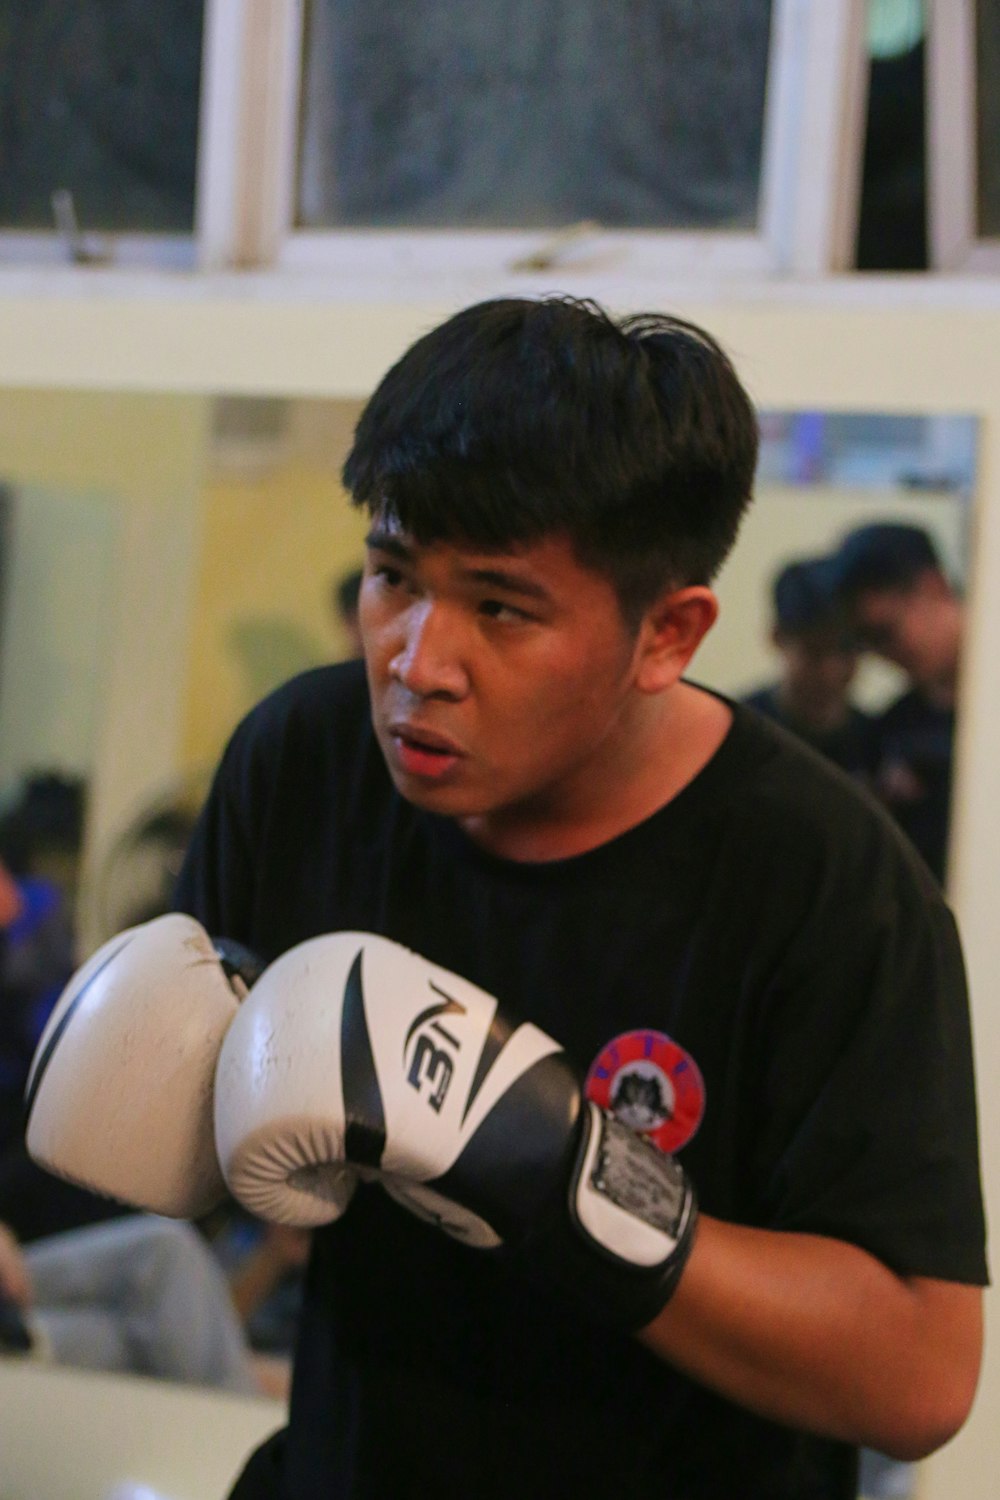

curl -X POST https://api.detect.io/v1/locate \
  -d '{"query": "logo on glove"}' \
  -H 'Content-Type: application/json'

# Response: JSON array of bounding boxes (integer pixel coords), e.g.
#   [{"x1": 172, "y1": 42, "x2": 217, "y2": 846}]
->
[
  {"x1": 404, "y1": 987, "x2": 467, "y2": 1112},
  {"x1": 585, "y1": 1029, "x2": 705, "y2": 1154}
]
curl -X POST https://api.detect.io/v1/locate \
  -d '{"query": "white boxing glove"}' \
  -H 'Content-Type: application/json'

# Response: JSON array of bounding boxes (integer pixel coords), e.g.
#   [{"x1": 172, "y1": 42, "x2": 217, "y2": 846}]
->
[
  {"x1": 25, "y1": 913, "x2": 244, "y2": 1219},
  {"x1": 215, "y1": 928, "x2": 574, "y2": 1244},
  {"x1": 213, "y1": 931, "x2": 543, "y2": 1232}
]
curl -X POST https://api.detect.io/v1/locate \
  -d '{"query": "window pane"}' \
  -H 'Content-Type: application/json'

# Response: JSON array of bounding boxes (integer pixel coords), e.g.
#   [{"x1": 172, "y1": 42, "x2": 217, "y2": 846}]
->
[
  {"x1": 976, "y1": 0, "x2": 1000, "y2": 236},
  {"x1": 0, "y1": 1, "x2": 204, "y2": 233},
  {"x1": 298, "y1": 0, "x2": 773, "y2": 230},
  {"x1": 855, "y1": 5, "x2": 927, "y2": 271}
]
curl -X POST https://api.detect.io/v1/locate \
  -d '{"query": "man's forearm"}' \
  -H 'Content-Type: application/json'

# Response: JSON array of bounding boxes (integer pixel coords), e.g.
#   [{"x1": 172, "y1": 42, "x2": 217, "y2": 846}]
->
[{"x1": 640, "y1": 1214, "x2": 982, "y2": 1459}]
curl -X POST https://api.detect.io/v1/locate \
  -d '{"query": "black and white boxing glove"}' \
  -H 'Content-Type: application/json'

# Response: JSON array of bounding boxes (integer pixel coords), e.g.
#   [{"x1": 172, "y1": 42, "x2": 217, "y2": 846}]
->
[{"x1": 214, "y1": 932, "x2": 697, "y2": 1331}]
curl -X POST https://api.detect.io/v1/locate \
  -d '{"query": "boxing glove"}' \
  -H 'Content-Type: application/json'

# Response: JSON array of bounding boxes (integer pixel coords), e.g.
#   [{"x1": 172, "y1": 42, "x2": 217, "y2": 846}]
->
[
  {"x1": 25, "y1": 913, "x2": 249, "y2": 1219},
  {"x1": 215, "y1": 931, "x2": 697, "y2": 1330}
]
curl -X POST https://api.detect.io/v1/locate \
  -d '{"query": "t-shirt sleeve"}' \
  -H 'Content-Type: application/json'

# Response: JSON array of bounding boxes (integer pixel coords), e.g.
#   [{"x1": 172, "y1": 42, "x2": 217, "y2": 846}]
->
[
  {"x1": 172, "y1": 714, "x2": 265, "y2": 946},
  {"x1": 746, "y1": 828, "x2": 988, "y2": 1286},
  {"x1": 173, "y1": 662, "x2": 373, "y2": 960}
]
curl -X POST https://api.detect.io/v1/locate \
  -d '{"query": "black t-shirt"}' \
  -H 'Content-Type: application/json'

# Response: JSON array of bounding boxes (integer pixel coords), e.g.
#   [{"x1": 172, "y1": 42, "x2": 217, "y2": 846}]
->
[
  {"x1": 176, "y1": 662, "x2": 987, "y2": 1500},
  {"x1": 742, "y1": 683, "x2": 876, "y2": 781},
  {"x1": 869, "y1": 688, "x2": 955, "y2": 887}
]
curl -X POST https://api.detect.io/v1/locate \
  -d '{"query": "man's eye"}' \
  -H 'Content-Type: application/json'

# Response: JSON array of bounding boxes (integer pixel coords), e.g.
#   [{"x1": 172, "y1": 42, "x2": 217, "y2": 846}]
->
[
  {"x1": 479, "y1": 599, "x2": 530, "y2": 622},
  {"x1": 374, "y1": 565, "x2": 405, "y2": 588}
]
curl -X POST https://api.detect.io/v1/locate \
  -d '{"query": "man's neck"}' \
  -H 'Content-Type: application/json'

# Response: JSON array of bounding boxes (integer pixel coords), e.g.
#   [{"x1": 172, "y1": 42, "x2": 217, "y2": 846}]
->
[
  {"x1": 776, "y1": 685, "x2": 851, "y2": 736},
  {"x1": 459, "y1": 684, "x2": 733, "y2": 864}
]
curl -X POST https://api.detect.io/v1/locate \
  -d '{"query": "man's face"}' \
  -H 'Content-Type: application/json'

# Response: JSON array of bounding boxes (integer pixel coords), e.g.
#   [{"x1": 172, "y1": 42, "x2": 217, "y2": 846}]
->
[
  {"x1": 776, "y1": 626, "x2": 858, "y2": 704},
  {"x1": 359, "y1": 526, "x2": 650, "y2": 843},
  {"x1": 851, "y1": 572, "x2": 959, "y2": 687}
]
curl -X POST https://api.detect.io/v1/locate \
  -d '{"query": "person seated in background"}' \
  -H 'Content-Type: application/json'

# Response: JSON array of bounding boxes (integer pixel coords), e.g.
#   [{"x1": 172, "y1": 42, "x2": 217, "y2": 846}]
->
[
  {"x1": 0, "y1": 1213, "x2": 261, "y2": 1394},
  {"x1": 826, "y1": 522, "x2": 964, "y2": 886},
  {"x1": 0, "y1": 805, "x2": 124, "y2": 1243},
  {"x1": 1, "y1": 807, "x2": 291, "y2": 1400},
  {"x1": 742, "y1": 555, "x2": 875, "y2": 779},
  {"x1": 211, "y1": 1213, "x2": 310, "y2": 1366},
  {"x1": 0, "y1": 777, "x2": 128, "y2": 1242}
]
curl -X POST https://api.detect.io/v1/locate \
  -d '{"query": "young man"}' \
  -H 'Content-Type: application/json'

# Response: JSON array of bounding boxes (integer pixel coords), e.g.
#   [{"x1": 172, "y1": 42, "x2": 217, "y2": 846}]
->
[
  {"x1": 743, "y1": 555, "x2": 875, "y2": 779},
  {"x1": 29, "y1": 300, "x2": 986, "y2": 1499},
  {"x1": 828, "y1": 522, "x2": 964, "y2": 884}
]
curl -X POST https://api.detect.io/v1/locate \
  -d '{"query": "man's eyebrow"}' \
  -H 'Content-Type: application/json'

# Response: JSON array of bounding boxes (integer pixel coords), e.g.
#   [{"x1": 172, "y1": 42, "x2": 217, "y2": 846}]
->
[
  {"x1": 364, "y1": 529, "x2": 553, "y2": 604},
  {"x1": 364, "y1": 529, "x2": 412, "y2": 560},
  {"x1": 460, "y1": 566, "x2": 553, "y2": 604}
]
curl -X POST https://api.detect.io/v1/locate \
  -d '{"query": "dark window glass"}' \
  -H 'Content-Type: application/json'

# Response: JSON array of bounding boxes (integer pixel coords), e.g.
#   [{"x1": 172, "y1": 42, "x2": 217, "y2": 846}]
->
[
  {"x1": 0, "y1": 1, "x2": 204, "y2": 233},
  {"x1": 298, "y1": 0, "x2": 773, "y2": 230},
  {"x1": 976, "y1": 0, "x2": 1000, "y2": 237},
  {"x1": 856, "y1": 6, "x2": 927, "y2": 271}
]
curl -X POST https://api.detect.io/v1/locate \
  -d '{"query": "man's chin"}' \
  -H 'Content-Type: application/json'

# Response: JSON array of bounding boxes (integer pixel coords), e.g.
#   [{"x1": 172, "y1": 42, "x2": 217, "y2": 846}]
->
[{"x1": 385, "y1": 762, "x2": 486, "y2": 818}]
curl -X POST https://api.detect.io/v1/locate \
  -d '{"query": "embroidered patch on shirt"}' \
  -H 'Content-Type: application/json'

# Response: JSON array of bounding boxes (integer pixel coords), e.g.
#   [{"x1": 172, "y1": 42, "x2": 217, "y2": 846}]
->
[{"x1": 585, "y1": 1029, "x2": 705, "y2": 1154}]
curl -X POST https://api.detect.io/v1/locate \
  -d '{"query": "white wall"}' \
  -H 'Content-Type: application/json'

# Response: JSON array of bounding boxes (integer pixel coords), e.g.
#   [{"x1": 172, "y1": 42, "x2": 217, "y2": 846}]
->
[
  {"x1": 0, "y1": 388, "x2": 210, "y2": 951},
  {"x1": 0, "y1": 484, "x2": 118, "y2": 786},
  {"x1": 1, "y1": 271, "x2": 998, "y2": 1497}
]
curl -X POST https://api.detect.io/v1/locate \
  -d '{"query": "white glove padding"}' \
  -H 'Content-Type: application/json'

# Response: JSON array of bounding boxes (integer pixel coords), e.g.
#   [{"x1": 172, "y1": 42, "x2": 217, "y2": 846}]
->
[
  {"x1": 214, "y1": 931, "x2": 559, "y2": 1235},
  {"x1": 25, "y1": 913, "x2": 243, "y2": 1219}
]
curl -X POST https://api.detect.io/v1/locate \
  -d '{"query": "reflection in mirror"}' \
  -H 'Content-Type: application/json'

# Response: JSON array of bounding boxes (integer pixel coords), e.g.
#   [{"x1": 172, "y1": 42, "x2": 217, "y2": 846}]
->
[
  {"x1": 0, "y1": 478, "x2": 117, "y2": 913},
  {"x1": 0, "y1": 399, "x2": 977, "y2": 953},
  {"x1": 698, "y1": 410, "x2": 976, "y2": 889},
  {"x1": 0, "y1": 395, "x2": 980, "y2": 1497},
  {"x1": 93, "y1": 395, "x2": 370, "y2": 945}
]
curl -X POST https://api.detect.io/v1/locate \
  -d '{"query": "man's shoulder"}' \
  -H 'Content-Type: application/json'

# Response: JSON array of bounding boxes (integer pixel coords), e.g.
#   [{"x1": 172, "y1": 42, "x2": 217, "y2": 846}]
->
[
  {"x1": 724, "y1": 702, "x2": 937, "y2": 894},
  {"x1": 236, "y1": 660, "x2": 371, "y2": 749},
  {"x1": 216, "y1": 661, "x2": 378, "y2": 814}
]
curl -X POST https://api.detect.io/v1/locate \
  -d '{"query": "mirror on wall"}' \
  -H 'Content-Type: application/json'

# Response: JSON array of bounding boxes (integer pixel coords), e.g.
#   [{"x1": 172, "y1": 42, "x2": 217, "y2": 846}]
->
[
  {"x1": 0, "y1": 396, "x2": 977, "y2": 942},
  {"x1": 702, "y1": 410, "x2": 975, "y2": 894},
  {"x1": 0, "y1": 391, "x2": 978, "y2": 1488},
  {"x1": 700, "y1": 411, "x2": 975, "y2": 712}
]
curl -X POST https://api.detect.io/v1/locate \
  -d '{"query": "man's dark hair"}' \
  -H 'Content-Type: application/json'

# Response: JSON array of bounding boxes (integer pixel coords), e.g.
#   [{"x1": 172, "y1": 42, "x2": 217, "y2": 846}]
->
[
  {"x1": 342, "y1": 297, "x2": 758, "y2": 626},
  {"x1": 829, "y1": 522, "x2": 942, "y2": 602},
  {"x1": 771, "y1": 557, "x2": 842, "y2": 636},
  {"x1": 0, "y1": 772, "x2": 85, "y2": 878}
]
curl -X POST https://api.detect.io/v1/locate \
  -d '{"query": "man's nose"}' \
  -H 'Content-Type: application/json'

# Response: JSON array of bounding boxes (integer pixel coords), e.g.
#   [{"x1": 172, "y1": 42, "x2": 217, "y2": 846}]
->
[{"x1": 389, "y1": 601, "x2": 468, "y2": 699}]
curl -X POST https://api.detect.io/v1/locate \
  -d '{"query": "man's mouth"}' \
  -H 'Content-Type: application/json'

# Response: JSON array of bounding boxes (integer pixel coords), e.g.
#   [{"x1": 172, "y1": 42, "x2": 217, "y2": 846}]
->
[{"x1": 389, "y1": 724, "x2": 463, "y2": 780}]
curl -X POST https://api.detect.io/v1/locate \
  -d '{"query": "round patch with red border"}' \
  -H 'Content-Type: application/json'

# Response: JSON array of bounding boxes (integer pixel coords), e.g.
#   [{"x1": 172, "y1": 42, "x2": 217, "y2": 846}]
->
[{"x1": 585, "y1": 1029, "x2": 705, "y2": 1154}]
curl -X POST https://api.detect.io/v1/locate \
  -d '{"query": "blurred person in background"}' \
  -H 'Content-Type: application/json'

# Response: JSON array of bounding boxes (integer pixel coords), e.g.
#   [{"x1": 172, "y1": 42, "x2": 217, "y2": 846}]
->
[
  {"x1": 742, "y1": 556, "x2": 875, "y2": 779},
  {"x1": 0, "y1": 790, "x2": 288, "y2": 1398},
  {"x1": 828, "y1": 522, "x2": 963, "y2": 887},
  {"x1": 0, "y1": 777, "x2": 120, "y2": 1241},
  {"x1": 0, "y1": 1213, "x2": 260, "y2": 1394}
]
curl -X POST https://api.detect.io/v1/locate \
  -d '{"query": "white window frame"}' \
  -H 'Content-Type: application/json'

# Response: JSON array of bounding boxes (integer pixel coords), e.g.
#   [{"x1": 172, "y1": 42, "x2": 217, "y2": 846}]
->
[
  {"x1": 196, "y1": 0, "x2": 870, "y2": 279},
  {"x1": 926, "y1": 0, "x2": 1000, "y2": 271}
]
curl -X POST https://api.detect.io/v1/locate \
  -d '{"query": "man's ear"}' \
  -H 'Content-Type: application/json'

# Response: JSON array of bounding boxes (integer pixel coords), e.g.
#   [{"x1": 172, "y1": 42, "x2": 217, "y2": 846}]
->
[{"x1": 633, "y1": 586, "x2": 719, "y2": 694}]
